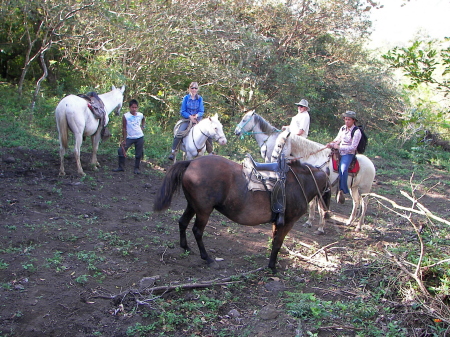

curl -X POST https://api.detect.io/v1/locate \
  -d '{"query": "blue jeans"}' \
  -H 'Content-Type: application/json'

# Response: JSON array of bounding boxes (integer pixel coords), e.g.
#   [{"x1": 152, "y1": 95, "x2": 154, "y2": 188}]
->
[{"x1": 339, "y1": 154, "x2": 355, "y2": 194}]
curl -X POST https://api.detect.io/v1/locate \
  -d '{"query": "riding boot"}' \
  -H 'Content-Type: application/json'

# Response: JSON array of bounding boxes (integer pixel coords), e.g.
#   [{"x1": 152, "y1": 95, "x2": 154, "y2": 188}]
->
[
  {"x1": 206, "y1": 138, "x2": 214, "y2": 154},
  {"x1": 134, "y1": 158, "x2": 141, "y2": 174},
  {"x1": 112, "y1": 156, "x2": 125, "y2": 172},
  {"x1": 169, "y1": 138, "x2": 181, "y2": 160}
]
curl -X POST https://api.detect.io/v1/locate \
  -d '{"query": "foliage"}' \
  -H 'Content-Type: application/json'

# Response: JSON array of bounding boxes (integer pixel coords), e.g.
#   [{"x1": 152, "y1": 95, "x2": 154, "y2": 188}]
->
[
  {"x1": 383, "y1": 39, "x2": 450, "y2": 92},
  {"x1": 0, "y1": 0, "x2": 403, "y2": 133},
  {"x1": 383, "y1": 39, "x2": 450, "y2": 141}
]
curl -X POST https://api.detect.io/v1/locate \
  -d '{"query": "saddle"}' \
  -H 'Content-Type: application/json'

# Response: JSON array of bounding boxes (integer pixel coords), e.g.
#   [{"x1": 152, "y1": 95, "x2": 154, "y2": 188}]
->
[
  {"x1": 173, "y1": 119, "x2": 213, "y2": 154},
  {"x1": 331, "y1": 149, "x2": 360, "y2": 175},
  {"x1": 78, "y1": 92, "x2": 109, "y2": 139},
  {"x1": 243, "y1": 153, "x2": 289, "y2": 227},
  {"x1": 173, "y1": 119, "x2": 195, "y2": 138}
]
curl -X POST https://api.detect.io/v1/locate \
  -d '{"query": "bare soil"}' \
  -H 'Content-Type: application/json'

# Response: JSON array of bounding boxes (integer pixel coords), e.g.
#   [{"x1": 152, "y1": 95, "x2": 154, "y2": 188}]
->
[{"x1": 0, "y1": 147, "x2": 449, "y2": 337}]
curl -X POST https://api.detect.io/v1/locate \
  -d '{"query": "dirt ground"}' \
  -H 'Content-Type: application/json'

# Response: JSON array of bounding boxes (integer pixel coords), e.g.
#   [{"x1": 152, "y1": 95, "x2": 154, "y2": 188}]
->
[{"x1": 0, "y1": 147, "x2": 449, "y2": 337}]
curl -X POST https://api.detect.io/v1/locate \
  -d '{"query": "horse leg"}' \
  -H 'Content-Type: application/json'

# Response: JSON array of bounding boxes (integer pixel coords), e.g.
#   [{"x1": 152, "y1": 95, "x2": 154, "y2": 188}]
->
[
  {"x1": 303, "y1": 198, "x2": 316, "y2": 228},
  {"x1": 347, "y1": 187, "x2": 361, "y2": 227},
  {"x1": 73, "y1": 132, "x2": 85, "y2": 176},
  {"x1": 59, "y1": 145, "x2": 66, "y2": 176},
  {"x1": 315, "y1": 199, "x2": 328, "y2": 234},
  {"x1": 56, "y1": 117, "x2": 67, "y2": 176},
  {"x1": 90, "y1": 134, "x2": 101, "y2": 169},
  {"x1": 316, "y1": 187, "x2": 332, "y2": 234},
  {"x1": 179, "y1": 204, "x2": 195, "y2": 252},
  {"x1": 191, "y1": 213, "x2": 217, "y2": 267},
  {"x1": 355, "y1": 194, "x2": 369, "y2": 231},
  {"x1": 269, "y1": 222, "x2": 294, "y2": 273}
]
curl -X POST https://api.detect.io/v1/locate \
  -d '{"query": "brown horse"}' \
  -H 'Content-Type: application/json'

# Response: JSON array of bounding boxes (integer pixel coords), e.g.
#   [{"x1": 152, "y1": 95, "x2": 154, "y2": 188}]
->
[{"x1": 153, "y1": 155, "x2": 330, "y2": 272}]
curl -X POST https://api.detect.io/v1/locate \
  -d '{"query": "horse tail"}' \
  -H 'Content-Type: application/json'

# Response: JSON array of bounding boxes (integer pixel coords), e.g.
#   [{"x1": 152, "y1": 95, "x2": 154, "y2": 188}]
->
[
  {"x1": 153, "y1": 160, "x2": 191, "y2": 212},
  {"x1": 55, "y1": 105, "x2": 68, "y2": 149}
]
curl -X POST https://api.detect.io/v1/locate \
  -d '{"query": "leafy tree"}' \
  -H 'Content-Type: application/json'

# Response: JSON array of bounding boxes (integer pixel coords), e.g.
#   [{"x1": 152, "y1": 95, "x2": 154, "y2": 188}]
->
[
  {"x1": 383, "y1": 39, "x2": 450, "y2": 140},
  {"x1": 383, "y1": 39, "x2": 450, "y2": 94}
]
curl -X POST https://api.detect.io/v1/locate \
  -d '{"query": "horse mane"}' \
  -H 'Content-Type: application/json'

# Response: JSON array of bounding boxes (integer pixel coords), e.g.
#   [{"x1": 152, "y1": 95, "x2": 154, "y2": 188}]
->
[
  {"x1": 254, "y1": 114, "x2": 279, "y2": 134},
  {"x1": 290, "y1": 136, "x2": 331, "y2": 162}
]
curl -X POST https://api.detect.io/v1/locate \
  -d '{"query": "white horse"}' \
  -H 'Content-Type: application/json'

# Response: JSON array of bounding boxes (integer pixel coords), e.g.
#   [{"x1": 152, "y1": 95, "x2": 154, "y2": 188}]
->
[
  {"x1": 234, "y1": 110, "x2": 280, "y2": 162},
  {"x1": 55, "y1": 85, "x2": 125, "y2": 176},
  {"x1": 173, "y1": 113, "x2": 228, "y2": 163},
  {"x1": 235, "y1": 110, "x2": 376, "y2": 232}
]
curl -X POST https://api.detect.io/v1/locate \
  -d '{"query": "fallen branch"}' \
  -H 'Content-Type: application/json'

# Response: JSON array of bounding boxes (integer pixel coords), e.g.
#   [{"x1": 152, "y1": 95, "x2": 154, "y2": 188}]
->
[
  {"x1": 283, "y1": 241, "x2": 339, "y2": 265},
  {"x1": 318, "y1": 325, "x2": 364, "y2": 331},
  {"x1": 90, "y1": 267, "x2": 266, "y2": 300},
  {"x1": 364, "y1": 192, "x2": 450, "y2": 226}
]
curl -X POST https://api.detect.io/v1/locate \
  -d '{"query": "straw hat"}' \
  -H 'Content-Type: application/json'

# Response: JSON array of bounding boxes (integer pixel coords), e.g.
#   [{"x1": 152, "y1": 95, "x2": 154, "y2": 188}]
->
[
  {"x1": 294, "y1": 99, "x2": 310, "y2": 111},
  {"x1": 342, "y1": 110, "x2": 358, "y2": 120}
]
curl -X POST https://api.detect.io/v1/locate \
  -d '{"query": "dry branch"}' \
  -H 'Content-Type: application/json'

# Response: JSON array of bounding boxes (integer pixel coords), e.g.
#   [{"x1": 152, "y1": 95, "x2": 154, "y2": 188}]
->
[
  {"x1": 90, "y1": 267, "x2": 265, "y2": 301},
  {"x1": 364, "y1": 192, "x2": 450, "y2": 226},
  {"x1": 367, "y1": 188, "x2": 450, "y2": 324}
]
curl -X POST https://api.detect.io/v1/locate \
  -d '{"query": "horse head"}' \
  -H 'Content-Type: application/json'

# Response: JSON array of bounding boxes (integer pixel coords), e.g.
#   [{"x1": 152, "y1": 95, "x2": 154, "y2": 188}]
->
[
  {"x1": 207, "y1": 113, "x2": 227, "y2": 146},
  {"x1": 234, "y1": 110, "x2": 256, "y2": 137},
  {"x1": 111, "y1": 85, "x2": 125, "y2": 116}
]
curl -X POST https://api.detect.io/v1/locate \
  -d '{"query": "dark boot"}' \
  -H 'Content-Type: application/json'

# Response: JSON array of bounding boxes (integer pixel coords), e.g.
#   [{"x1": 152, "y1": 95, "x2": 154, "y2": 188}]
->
[
  {"x1": 169, "y1": 137, "x2": 181, "y2": 160},
  {"x1": 112, "y1": 156, "x2": 125, "y2": 172},
  {"x1": 134, "y1": 158, "x2": 141, "y2": 174}
]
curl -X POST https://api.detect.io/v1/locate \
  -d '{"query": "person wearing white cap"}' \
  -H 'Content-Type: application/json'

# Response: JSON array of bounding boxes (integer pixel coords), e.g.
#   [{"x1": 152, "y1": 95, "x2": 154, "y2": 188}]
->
[
  {"x1": 281, "y1": 98, "x2": 310, "y2": 138},
  {"x1": 326, "y1": 111, "x2": 361, "y2": 204}
]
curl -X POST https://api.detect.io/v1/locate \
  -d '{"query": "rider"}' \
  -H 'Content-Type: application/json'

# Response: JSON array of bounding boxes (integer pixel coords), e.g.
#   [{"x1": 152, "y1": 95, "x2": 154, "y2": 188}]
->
[
  {"x1": 281, "y1": 98, "x2": 310, "y2": 138},
  {"x1": 326, "y1": 111, "x2": 361, "y2": 204},
  {"x1": 271, "y1": 98, "x2": 310, "y2": 162},
  {"x1": 168, "y1": 82, "x2": 212, "y2": 160}
]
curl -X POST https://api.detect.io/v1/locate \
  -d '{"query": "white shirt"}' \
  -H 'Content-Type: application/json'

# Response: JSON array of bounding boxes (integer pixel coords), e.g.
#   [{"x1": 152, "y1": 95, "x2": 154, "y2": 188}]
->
[
  {"x1": 124, "y1": 112, "x2": 144, "y2": 139},
  {"x1": 289, "y1": 111, "x2": 310, "y2": 138}
]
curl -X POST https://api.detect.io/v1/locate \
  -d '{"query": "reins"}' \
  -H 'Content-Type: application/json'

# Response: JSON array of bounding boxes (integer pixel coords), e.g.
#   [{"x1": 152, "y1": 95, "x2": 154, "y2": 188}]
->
[
  {"x1": 192, "y1": 120, "x2": 225, "y2": 154},
  {"x1": 289, "y1": 165, "x2": 330, "y2": 213}
]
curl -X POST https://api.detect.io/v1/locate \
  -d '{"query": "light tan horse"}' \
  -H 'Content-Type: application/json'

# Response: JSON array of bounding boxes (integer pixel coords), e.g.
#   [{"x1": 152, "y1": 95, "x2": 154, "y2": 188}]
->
[
  {"x1": 273, "y1": 133, "x2": 376, "y2": 232},
  {"x1": 55, "y1": 85, "x2": 125, "y2": 176}
]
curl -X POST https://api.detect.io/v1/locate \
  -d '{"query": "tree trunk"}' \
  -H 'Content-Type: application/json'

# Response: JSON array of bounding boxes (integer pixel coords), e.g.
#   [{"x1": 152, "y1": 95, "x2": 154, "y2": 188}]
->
[{"x1": 31, "y1": 50, "x2": 49, "y2": 112}]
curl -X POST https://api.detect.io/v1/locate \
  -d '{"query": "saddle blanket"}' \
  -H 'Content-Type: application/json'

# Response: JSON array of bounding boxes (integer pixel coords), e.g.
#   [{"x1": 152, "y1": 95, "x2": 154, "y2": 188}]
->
[
  {"x1": 331, "y1": 154, "x2": 360, "y2": 175},
  {"x1": 242, "y1": 157, "x2": 277, "y2": 192}
]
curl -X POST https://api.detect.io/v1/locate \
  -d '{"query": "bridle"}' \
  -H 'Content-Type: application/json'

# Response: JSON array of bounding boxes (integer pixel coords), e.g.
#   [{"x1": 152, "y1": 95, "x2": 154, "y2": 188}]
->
[
  {"x1": 236, "y1": 111, "x2": 280, "y2": 139},
  {"x1": 191, "y1": 120, "x2": 225, "y2": 154},
  {"x1": 236, "y1": 111, "x2": 280, "y2": 158}
]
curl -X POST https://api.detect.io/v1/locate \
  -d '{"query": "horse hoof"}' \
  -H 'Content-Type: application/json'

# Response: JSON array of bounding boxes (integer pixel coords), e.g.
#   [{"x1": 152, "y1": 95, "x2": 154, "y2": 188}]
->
[
  {"x1": 208, "y1": 261, "x2": 220, "y2": 269},
  {"x1": 315, "y1": 230, "x2": 325, "y2": 235},
  {"x1": 303, "y1": 222, "x2": 312, "y2": 228}
]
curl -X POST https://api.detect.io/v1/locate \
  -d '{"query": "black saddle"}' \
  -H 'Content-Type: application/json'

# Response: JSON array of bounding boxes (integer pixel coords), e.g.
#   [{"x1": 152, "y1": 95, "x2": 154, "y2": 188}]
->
[{"x1": 246, "y1": 153, "x2": 288, "y2": 227}]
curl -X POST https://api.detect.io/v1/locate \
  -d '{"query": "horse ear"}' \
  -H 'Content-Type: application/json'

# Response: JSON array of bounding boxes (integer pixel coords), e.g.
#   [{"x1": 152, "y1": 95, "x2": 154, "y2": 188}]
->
[
  {"x1": 120, "y1": 85, "x2": 125, "y2": 93},
  {"x1": 112, "y1": 85, "x2": 116, "y2": 90}
]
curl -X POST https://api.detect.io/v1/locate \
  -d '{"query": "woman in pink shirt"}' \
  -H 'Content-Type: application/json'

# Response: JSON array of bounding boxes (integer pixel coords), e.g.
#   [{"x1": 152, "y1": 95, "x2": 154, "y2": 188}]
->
[{"x1": 326, "y1": 111, "x2": 361, "y2": 204}]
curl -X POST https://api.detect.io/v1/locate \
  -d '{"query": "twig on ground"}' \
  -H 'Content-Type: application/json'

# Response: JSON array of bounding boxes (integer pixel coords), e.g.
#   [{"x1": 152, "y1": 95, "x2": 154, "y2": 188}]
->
[
  {"x1": 90, "y1": 267, "x2": 266, "y2": 300},
  {"x1": 308, "y1": 241, "x2": 339, "y2": 259},
  {"x1": 160, "y1": 246, "x2": 167, "y2": 263},
  {"x1": 283, "y1": 241, "x2": 339, "y2": 265},
  {"x1": 318, "y1": 325, "x2": 364, "y2": 331}
]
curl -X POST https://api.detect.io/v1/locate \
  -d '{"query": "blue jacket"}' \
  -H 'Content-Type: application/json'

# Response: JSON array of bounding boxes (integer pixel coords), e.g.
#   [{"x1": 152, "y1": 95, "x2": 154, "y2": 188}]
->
[{"x1": 180, "y1": 94, "x2": 204, "y2": 119}]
